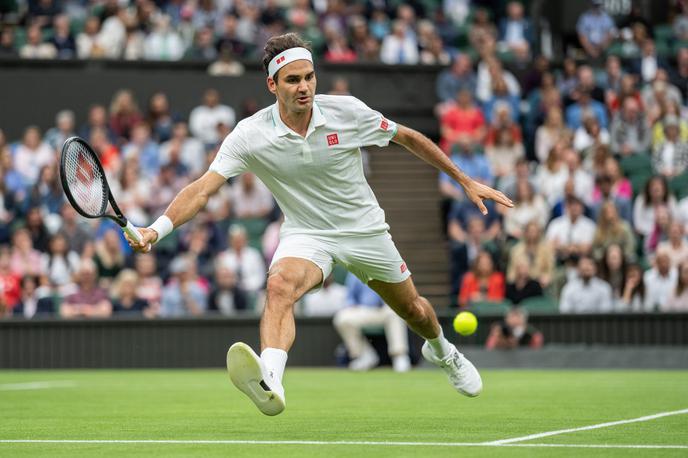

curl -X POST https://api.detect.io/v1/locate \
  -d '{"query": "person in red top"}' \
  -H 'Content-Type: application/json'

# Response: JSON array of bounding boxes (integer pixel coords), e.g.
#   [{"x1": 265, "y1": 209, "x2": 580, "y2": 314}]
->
[
  {"x1": 0, "y1": 247, "x2": 21, "y2": 316},
  {"x1": 459, "y1": 251, "x2": 505, "y2": 307},
  {"x1": 439, "y1": 89, "x2": 486, "y2": 154}
]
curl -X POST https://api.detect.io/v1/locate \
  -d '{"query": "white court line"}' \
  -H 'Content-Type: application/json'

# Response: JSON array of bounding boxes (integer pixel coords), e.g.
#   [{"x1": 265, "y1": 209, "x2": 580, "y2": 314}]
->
[
  {"x1": 0, "y1": 440, "x2": 686, "y2": 450},
  {"x1": 0, "y1": 381, "x2": 77, "y2": 391},
  {"x1": 487, "y1": 408, "x2": 688, "y2": 445}
]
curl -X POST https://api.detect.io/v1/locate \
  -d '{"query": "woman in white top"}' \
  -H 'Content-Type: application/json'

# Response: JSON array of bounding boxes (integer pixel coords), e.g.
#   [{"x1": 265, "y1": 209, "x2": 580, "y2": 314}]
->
[
  {"x1": 536, "y1": 142, "x2": 569, "y2": 208},
  {"x1": 632, "y1": 175, "x2": 677, "y2": 237},
  {"x1": 485, "y1": 127, "x2": 525, "y2": 180},
  {"x1": 535, "y1": 107, "x2": 567, "y2": 164},
  {"x1": 573, "y1": 114, "x2": 610, "y2": 154},
  {"x1": 503, "y1": 180, "x2": 549, "y2": 239}
]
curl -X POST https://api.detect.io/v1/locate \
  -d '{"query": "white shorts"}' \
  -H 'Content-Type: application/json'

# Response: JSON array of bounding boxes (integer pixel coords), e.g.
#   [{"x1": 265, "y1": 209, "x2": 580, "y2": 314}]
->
[{"x1": 270, "y1": 232, "x2": 412, "y2": 285}]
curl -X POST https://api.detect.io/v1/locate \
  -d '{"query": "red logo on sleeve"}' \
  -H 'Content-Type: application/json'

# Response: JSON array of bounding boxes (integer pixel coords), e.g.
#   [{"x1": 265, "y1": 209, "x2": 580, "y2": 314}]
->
[
  {"x1": 400, "y1": 263, "x2": 407, "y2": 273},
  {"x1": 380, "y1": 119, "x2": 389, "y2": 130},
  {"x1": 327, "y1": 133, "x2": 339, "y2": 146}
]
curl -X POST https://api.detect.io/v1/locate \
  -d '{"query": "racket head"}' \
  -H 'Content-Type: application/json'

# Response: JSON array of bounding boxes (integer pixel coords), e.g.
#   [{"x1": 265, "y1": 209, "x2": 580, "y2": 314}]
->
[{"x1": 59, "y1": 136, "x2": 111, "y2": 220}]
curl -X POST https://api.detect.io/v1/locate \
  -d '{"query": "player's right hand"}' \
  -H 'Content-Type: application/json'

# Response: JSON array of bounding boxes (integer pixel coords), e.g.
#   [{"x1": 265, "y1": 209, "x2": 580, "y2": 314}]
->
[{"x1": 125, "y1": 227, "x2": 158, "y2": 253}]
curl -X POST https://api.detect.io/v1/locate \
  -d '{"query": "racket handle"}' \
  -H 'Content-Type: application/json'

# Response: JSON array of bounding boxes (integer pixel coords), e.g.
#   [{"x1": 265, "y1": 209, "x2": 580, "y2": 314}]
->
[{"x1": 123, "y1": 220, "x2": 144, "y2": 244}]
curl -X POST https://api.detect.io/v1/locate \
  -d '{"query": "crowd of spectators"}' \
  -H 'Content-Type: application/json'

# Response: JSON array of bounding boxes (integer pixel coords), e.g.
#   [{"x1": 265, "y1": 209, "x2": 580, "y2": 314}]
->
[{"x1": 438, "y1": 1, "x2": 688, "y2": 312}]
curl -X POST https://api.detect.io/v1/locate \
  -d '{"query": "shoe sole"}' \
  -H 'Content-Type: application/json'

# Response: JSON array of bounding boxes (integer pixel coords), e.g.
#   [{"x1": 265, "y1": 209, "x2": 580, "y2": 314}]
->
[{"x1": 226, "y1": 342, "x2": 285, "y2": 416}]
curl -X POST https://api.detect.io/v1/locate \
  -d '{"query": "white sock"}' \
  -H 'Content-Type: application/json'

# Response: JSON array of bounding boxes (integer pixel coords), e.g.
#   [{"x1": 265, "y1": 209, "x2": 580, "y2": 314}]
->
[
  {"x1": 426, "y1": 328, "x2": 453, "y2": 359},
  {"x1": 261, "y1": 348, "x2": 288, "y2": 384}
]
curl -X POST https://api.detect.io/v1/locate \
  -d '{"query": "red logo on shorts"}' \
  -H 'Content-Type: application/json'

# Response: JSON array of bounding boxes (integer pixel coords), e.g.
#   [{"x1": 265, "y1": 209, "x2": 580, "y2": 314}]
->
[
  {"x1": 327, "y1": 133, "x2": 339, "y2": 146},
  {"x1": 276, "y1": 56, "x2": 285, "y2": 64},
  {"x1": 400, "y1": 263, "x2": 407, "y2": 273},
  {"x1": 380, "y1": 119, "x2": 389, "y2": 130}
]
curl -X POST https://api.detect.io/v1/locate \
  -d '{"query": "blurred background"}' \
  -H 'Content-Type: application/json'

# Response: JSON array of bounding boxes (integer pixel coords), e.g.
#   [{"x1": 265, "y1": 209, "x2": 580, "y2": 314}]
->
[{"x1": 0, "y1": 0, "x2": 686, "y2": 370}]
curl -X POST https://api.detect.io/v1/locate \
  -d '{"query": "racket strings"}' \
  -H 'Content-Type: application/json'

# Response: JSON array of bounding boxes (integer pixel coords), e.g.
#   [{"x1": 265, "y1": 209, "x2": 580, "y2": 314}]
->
[{"x1": 64, "y1": 142, "x2": 108, "y2": 217}]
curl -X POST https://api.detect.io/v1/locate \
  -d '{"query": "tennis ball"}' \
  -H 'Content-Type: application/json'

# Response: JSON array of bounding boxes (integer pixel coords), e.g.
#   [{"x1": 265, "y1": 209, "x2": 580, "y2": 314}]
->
[{"x1": 453, "y1": 311, "x2": 478, "y2": 336}]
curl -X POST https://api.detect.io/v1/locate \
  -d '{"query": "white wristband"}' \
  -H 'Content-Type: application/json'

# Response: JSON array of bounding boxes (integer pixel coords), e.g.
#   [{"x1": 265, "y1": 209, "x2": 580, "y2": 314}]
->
[{"x1": 148, "y1": 215, "x2": 174, "y2": 243}]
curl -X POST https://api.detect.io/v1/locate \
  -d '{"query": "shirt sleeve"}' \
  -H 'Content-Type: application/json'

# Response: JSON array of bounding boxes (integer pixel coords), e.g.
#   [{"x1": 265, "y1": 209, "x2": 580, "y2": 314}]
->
[
  {"x1": 350, "y1": 97, "x2": 398, "y2": 147},
  {"x1": 208, "y1": 125, "x2": 250, "y2": 179}
]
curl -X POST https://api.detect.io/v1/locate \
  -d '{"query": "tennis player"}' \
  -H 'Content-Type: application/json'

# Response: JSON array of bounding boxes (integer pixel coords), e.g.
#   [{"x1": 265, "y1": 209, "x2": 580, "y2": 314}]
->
[{"x1": 127, "y1": 33, "x2": 513, "y2": 416}]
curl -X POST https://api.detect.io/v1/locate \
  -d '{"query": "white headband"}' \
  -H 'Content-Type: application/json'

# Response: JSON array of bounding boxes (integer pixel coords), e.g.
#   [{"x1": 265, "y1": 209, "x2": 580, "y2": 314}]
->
[{"x1": 267, "y1": 47, "x2": 313, "y2": 78}]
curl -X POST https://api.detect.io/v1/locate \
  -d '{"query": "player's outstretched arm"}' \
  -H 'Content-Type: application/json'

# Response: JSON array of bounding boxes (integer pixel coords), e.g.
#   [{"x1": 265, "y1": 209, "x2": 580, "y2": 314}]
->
[
  {"x1": 126, "y1": 171, "x2": 227, "y2": 252},
  {"x1": 391, "y1": 124, "x2": 513, "y2": 215}
]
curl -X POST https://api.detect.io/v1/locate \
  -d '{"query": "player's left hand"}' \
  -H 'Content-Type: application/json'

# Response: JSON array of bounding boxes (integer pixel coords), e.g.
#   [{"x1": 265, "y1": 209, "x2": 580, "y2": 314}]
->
[{"x1": 464, "y1": 180, "x2": 514, "y2": 215}]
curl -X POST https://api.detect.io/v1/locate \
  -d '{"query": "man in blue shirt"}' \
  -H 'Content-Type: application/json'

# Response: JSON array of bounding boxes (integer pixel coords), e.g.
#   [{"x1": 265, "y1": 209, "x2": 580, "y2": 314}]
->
[
  {"x1": 333, "y1": 273, "x2": 411, "y2": 372},
  {"x1": 577, "y1": 0, "x2": 616, "y2": 59}
]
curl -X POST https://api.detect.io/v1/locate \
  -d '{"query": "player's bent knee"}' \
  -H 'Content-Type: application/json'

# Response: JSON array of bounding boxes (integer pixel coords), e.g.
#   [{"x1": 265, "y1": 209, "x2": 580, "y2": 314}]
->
[
  {"x1": 397, "y1": 298, "x2": 428, "y2": 324},
  {"x1": 266, "y1": 271, "x2": 299, "y2": 304}
]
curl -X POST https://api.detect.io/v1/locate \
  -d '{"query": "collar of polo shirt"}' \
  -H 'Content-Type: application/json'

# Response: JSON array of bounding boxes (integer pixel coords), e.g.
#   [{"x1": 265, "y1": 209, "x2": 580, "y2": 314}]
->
[
  {"x1": 271, "y1": 101, "x2": 326, "y2": 137},
  {"x1": 267, "y1": 47, "x2": 313, "y2": 79}
]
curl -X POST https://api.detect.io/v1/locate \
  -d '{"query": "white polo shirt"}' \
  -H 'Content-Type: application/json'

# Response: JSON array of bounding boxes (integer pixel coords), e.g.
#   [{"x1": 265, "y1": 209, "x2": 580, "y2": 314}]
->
[{"x1": 209, "y1": 94, "x2": 398, "y2": 237}]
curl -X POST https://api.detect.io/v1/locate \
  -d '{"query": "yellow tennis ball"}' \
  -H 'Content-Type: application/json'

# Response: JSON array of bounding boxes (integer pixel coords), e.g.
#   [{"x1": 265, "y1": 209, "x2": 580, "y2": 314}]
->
[{"x1": 453, "y1": 311, "x2": 478, "y2": 336}]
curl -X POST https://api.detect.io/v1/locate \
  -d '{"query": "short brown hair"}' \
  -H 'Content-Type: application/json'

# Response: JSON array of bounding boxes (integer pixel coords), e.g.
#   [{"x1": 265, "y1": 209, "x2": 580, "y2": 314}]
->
[{"x1": 262, "y1": 33, "x2": 312, "y2": 81}]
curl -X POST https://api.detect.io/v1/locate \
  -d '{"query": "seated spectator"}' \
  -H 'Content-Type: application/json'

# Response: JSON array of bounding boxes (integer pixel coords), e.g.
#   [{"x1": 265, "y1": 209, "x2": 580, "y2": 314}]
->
[
  {"x1": 665, "y1": 261, "x2": 688, "y2": 311},
  {"x1": 50, "y1": 14, "x2": 76, "y2": 59},
  {"x1": 57, "y1": 203, "x2": 92, "y2": 256},
  {"x1": 419, "y1": 32, "x2": 450, "y2": 65},
  {"x1": 146, "y1": 92, "x2": 177, "y2": 143},
  {"x1": 41, "y1": 233, "x2": 80, "y2": 297},
  {"x1": 652, "y1": 115, "x2": 688, "y2": 178},
  {"x1": 476, "y1": 57, "x2": 521, "y2": 106},
  {"x1": 619, "y1": 263, "x2": 647, "y2": 312},
  {"x1": 160, "y1": 121, "x2": 206, "y2": 178},
  {"x1": 216, "y1": 225, "x2": 266, "y2": 305},
  {"x1": 506, "y1": 259, "x2": 543, "y2": 305},
  {"x1": 610, "y1": 97, "x2": 651, "y2": 156},
  {"x1": 469, "y1": 8, "x2": 498, "y2": 57},
  {"x1": 44, "y1": 109, "x2": 76, "y2": 152},
  {"x1": 498, "y1": 1, "x2": 533, "y2": 54},
  {"x1": 160, "y1": 255, "x2": 209, "y2": 317},
  {"x1": 559, "y1": 255, "x2": 613, "y2": 313},
  {"x1": 503, "y1": 180, "x2": 548, "y2": 240},
  {"x1": 13, "y1": 126, "x2": 55, "y2": 187},
  {"x1": 439, "y1": 89, "x2": 485, "y2": 154},
  {"x1": 644, "y1": 205, "x2": 672, "y2": 256},
  {"x1": 633, "y1": 176, "x2": 677, "y2": 238},
  {"x1": 9, "y1": 228, "x2": 44, "y2": 278},
  {"x1": 208, "y1": 266, "x2": 248, "y2": 315},
  {"x1": 380, "y1": 20, "x2": 418, "y2": 64},
  {"x1": 189, "y1": 88, "x2": 236, "y2": 146},
  {"x1": 569, "y1": 64, "x2": 606, "y2": 105},
  {"x1": 535, "y1": 107, "x2": 567, "y2": 164},
  {"x1": 546, "y1": 196, "x2": 596, "y2": 263},
  {"x1": 109, "y1": 89, "x2": 143, "y2": 143},
  {"x1": 20, "y1": 24, "x2": 57, "y2": 59},
  {"x1": 486, "y1": 307, "x2": 543, "y2": 350},
  {"x1": 536, "y1": 143, "x2": 569, "y2": 208},
  {"x1": 333, "y1": 273, "x2": 410, "y2": 372},
  {"x1": 439, "y1": 135, "x2": 493, "y2": 201},
  {"x1": 563, "y1": 147, "x2": 594, "y2": 206},
  {"x1": 597, "y1": 55, "x2": 623, "y2": 95},
  {"x1": 93, "y1": 227, "x2": 127, "y2": 284},
  {"x1": 143, "y1": 15, "x2": 185, "y2": 61},
  {"x1": 449, "y1": 216, "x2": 500, "y2": 299},
  {"x1": 607, "y1": 74, "x2": 642, "y2": 115},
  {"x1": 300, "y1": 274, "x2": 346, "y2": 316},
  {"x1": 657, "y1": 221, "x2": 688, "y2": 268},
  {"x1": 602, "y1": 156, "x2": 633, "y2": 201},
  {"x1": 134, "y1": 253, "x2": 162, "y2": 310},
  {"x1": 76, "y1": 16, "x2": 103, "y2": 59},
  {"x1": 0, "y1": 247, "x2": 21, "y2": 316},
  {"x1": 498, "y1": 157, "x2": 538, "y2": 200},
  {"x1": 597, "y1": 243, "x2": 627, "y2": 307},
  {"x1": 644, "y1": 249, "x2": 678, "y2": 311},
  {"x1": 24, "y1": 207, "x2": 50, "y2": 253},
  {"x1": 14, "y1": 275, "x2": 54, "y2": 319},
  {"x1": 324, "y1": 31, "x2": 357, "y2": 63},
  {"x1": 436, "y1": 54, "x2": 477, "y2": 105},
  {"x1": 590, "y1": 174, "x2": 632, "y2": 224},
  {"x1": 591, "y1": 201, "x2": 636, "y2": 262},
  {"x1": 670, "y1": 48, "x2": 688, "y2": 101},
  {"x1": 78, "y1": 104, "x2": 115, "y2": 145},
  {"x1": 507, "y1": 221, "x2": 555, "y2": 289},
  {"x1": 565, "y1": 88, "x2": 608, "y2": 131},
  {"x1": 232, "y1": 173, "x2": 274, "y2": 220},
  {"x1": 184, "y1": 26, "x2": 218, "y2": 61},
  {"x1": 459, "y1": 251, "x2": 505, "y2": 308},
  {"x1": 208, "y1": 44, "x2": 245, "y2": 76},
  {"x1": 485, "y1": 125, "x2": 525, "y2": 181},
  {"x1": 631, "y1": 39, "x2": 667, "y2": 85},
  {"x1": 0, "y1": 27, "x2": 18, "y2": 58},
  {"x1": 122, "y1": 123, "x2": 160, "y2": 179},
  {"x1": 573, "y1": 114, "x2": 610, "y2": 154},
  {"x1": 61, "y1": 259, "x2": 113, "y2": 319},
  {"x1": 576, "y1": 0, "x2": 615, "y2": 59},
  {"x1": 110, "y1": 269, "x2": 151, "y2": 316}
]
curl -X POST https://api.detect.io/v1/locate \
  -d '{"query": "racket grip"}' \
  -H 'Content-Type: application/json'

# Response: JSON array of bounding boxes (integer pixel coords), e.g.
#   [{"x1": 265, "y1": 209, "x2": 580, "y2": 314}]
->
[{"x1": 123, "y1": 220, "x2": 144, "y2": 244}]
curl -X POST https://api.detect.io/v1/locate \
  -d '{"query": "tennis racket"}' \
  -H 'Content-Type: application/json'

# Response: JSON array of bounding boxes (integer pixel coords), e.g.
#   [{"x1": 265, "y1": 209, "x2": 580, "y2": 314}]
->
[{"x1": 59, "y1": 136, "x2": 144, "y2": 244}]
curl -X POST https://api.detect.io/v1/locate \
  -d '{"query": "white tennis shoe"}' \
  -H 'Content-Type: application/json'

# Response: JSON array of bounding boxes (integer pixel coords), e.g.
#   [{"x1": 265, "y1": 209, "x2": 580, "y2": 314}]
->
[
  {"x1": 226, "y1": 342, "x2": 286, "y2": 416},
  {"x1": 422, "y1": 342, "x2": 483, "y2": 397}
]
